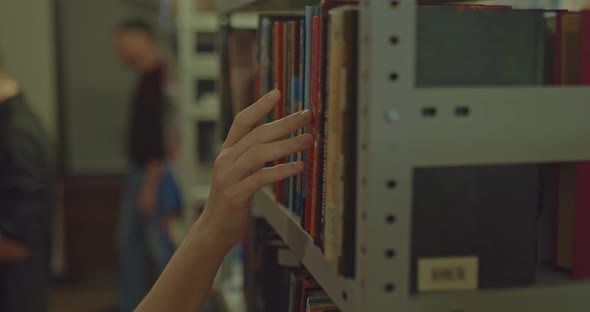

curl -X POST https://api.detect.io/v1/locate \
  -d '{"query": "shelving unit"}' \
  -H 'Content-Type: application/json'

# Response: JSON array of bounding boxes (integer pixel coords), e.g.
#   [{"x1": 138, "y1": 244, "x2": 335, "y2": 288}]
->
[
  {"x1": 220, "y1": 0, "x2": 590, "y2": 311},
  {"x1": 176, "y1": 0, "x2": 219, "y2": 217},
  {"x1": 254, "y1": 189, "x2": 357, "y2": 311},
  {"x1": 176, "y1": 1, "x2": 259, "y2": 214}
]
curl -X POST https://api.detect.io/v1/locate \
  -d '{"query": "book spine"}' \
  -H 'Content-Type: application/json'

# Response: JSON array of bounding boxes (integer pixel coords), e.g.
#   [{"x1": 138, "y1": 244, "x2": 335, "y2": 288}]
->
[
  {"x1": 305, "y1": 16, "x2": 321, "y2": 234},
  {"x1": 260, "y1": 18, "x2": 274, "y2": 124},
  {"x1": 282, "y1": 22, "x2": 292, "y2": 208},
  {"x1": 273, "y1": 22, "x2": 285, "y2": 204},
  {"x1": 340, "y1": 8, "x2": 359, "y2": 278},
  {"x1": 296, "y1": 19, "x2": 306, "y2": 220},
  {"x1": 573, "y1": 10, "x2": 590, "y2": 279},
  {"x1": 303, "y1": 6, "x2": 315, "y2": 227},
  {"x1": 291, "y1": 22, "x2": 300, "y2": 215},
  {"x1": 324, "y1": 8, "x2": 342, "y2": 267}
]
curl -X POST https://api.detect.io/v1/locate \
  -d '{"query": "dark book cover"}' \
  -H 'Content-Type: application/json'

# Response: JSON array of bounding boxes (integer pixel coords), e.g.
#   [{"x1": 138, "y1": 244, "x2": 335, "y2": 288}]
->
[{"x1": 339, "y1": 8, "x2": 359, "y2": 279}]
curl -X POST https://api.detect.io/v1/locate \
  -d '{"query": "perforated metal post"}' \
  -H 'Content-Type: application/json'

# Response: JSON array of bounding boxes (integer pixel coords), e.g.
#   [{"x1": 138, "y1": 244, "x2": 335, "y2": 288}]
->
[{"x1": 357, "y1": 0, "x2": 416, "y2": 310}]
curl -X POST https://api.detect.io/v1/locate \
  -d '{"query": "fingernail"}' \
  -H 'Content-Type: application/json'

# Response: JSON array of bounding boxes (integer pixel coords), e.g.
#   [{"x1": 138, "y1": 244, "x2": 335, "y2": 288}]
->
[
  {"x1": 297, "y1": 110, "x2": 313, "y2": 122},
  {"x1": 298, "y1": 134, "x2": 313, "y2": 146},
  {"x1": 293, "y1": 161, "x2": 304, "y2": 171},
  {"x1": 267, "y1": 89, "x2": 280, "y2": 100}
]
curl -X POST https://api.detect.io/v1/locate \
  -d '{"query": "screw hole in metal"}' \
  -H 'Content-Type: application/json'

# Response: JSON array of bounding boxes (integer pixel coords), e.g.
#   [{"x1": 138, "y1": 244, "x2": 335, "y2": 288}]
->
[
  {"x1": 455, "y1": 106, "x2": 470, "y2": 117},
  {"x1": 422, "y1": 107, "x2": 437, "y2": 117},
  {"x1": 385, "y1": 283, "x2": 395, "y2": 293},
  {"x1": 386, "y1": 215, "x2": 396, "y2": 225},
  {"x1": 387, "y1": 180, "x2": 397, "y2": 189}
]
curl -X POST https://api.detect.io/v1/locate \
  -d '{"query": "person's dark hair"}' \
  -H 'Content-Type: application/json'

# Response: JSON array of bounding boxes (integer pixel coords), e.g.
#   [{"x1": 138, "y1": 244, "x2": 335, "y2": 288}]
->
[{"x1": 116, "y1": 18, "x2": 156, "y2": 39}]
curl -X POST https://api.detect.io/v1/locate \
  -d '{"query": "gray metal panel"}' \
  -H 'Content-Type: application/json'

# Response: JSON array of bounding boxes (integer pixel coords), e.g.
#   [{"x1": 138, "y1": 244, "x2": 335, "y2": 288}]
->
[
  {"x1": 254, "y1": 189, "x2": 358, "y2": 312},
  {"x1": 390, "y1": 87, "x2": 590, "y2": 166},
  {"x1": 358, "y1": 0, "x2": 416, "y2": 310},
  {"x1": 411, "y1": 282, "x2": 590, "y2": 312}
]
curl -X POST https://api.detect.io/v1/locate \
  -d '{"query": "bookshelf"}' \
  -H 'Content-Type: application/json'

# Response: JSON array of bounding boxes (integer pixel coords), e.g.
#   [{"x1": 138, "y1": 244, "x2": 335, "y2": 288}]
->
[
  {"x1": 254, "y1": 188, "x2": 358, "y2": 311},
  {"x1": 222, "y1": 0, "x2": 590, "y2": 311}
]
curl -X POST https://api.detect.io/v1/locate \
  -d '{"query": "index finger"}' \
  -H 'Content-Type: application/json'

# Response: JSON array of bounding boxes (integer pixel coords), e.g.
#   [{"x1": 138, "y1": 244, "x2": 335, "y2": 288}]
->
[{"x1": 223, "y1": 89, "x2": 281, "y2": 149}]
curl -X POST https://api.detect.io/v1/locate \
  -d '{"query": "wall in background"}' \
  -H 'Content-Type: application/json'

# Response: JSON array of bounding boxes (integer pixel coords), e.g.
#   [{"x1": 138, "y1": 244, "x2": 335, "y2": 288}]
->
[
  {"x1": 58, "y1": 0, "x2": 158, "y2": 175},
  {"x1": 0, "y1": 0, "x2": 58, "y2": 140}
]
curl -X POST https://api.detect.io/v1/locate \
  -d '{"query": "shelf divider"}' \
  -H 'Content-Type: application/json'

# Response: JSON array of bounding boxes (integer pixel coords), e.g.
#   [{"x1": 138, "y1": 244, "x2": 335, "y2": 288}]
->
[{"x1": 253, "y1": 188, "x2": 358, "y2": 312}]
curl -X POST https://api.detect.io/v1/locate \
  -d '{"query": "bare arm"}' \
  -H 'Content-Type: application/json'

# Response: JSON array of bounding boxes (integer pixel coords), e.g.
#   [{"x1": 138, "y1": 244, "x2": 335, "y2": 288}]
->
[{"x1": 135, "y1": 89, "x2": 313, "y2": 312}]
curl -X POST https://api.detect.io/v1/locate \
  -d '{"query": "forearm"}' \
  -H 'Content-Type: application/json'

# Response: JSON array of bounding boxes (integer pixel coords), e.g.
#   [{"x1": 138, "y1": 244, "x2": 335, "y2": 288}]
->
[
  {"x1": 0, "y1": 235, "x2": 29, "y2": 262},
  {"x1": 136, "y1": 217, "x2": 230, "y2": 312}
]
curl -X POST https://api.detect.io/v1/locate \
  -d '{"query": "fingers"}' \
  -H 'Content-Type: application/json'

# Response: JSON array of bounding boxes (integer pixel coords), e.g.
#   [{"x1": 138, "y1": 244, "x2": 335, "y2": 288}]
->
[
  {"x1": 227, "y1": 110, "x2": 313, "y2": 161},
  {"x1": 237, "y1": 162, "x2": 305, "y2": 199},
  {"x1": 232, "y1": 134, "x2": 313, "y2": 180},
  {"x1": 223, "y1": 89, "x2": 281, "y2": 149}
]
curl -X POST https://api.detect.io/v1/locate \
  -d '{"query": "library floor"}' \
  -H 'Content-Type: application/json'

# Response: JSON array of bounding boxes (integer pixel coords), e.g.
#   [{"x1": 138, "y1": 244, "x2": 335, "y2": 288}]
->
[
  {"x1": 49, "y1": 279, "x2": 227, "y2": 312},
  {"x1": 50, "y1": 279, "x2": 116, "y2": 312}
]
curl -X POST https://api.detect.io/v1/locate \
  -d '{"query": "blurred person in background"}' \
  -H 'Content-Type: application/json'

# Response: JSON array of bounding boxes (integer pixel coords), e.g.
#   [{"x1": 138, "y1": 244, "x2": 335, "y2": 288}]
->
[
  {"x1": 110, "y1": 19, "x2": 182, "y2": 312},
  {"x1": 0, "y1": 50, "x2": 55, "y2": 312}
]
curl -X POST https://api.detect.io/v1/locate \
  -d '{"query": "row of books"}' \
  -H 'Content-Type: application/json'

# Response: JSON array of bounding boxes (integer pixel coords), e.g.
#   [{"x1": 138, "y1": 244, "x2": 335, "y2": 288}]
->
[
  {"x1": 255, "y1": 0, "x2": 358, "y2": 278},
  {"x1": 253, "y1": 1, "x2": 590, "y2": 292},
  {"x1": 549, "y1": 10, "x2": 590, "y2": 280},
  {"x1": 288, "y1": 271, "x2": 340, "y2": 312}
]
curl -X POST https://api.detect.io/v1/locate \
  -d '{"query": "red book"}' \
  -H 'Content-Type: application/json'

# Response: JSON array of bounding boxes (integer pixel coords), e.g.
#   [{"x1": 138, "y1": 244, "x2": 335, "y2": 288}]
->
[
  {"x1": 572, "y1": 10, "x2": 590, "y2": 279},
  {"x1": 299, "y1": 275, "x2": 321, "y2": 312},
  {"x1": 305, "y1": 16, "x2": 321, "y2": 234},
  {"x1": 274, "y1": 22, "x2": 285, "y2": 204}
]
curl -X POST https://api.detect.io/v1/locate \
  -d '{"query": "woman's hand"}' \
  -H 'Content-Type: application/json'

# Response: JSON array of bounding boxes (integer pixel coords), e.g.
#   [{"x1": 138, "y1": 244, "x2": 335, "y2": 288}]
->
[
  {"x1": 199, "y1": 89, "x2": 313, "y2": 250},
  {"x1": 135, "y1": 89, "x2": 312, "y2": 312}
]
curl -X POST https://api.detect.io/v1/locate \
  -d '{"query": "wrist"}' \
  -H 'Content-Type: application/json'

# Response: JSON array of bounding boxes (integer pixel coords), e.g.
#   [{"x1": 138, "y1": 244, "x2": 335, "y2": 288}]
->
[{"x1": 190, "y1": 217, "x2": 234, "y2": 261}]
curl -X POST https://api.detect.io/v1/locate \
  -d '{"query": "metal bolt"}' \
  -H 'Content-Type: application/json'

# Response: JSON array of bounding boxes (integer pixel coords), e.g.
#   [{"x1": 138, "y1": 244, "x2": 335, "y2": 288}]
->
[{"x1": 384, "y1": 109, "x2": 400, "y2": 123}]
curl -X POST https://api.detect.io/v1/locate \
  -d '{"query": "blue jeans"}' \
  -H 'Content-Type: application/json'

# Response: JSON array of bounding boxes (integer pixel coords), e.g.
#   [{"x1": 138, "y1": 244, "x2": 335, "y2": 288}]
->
[{"x1": 118, "y1": 166, "x2": 181, "y2": 312}]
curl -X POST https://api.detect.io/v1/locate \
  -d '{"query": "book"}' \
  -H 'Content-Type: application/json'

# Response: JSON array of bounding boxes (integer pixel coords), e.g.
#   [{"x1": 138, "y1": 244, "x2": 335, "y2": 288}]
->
[
  {"x1": 411, "y1": 8, "x2": 546, "y2": 292},
  {"x1": 316, "y1": 0, "x2": 359, "y2": 247},
  {"x1": 301, "y1": 6, "x2": 317, "y2": 231},
  {"x1": 572, "y1": 9, "x2": 590, "y2": 280},
  {"x1": 273, "y1": 22, "x2": 286, "y2": 204},
  {"x1": 324, "y1": 6, "x2": 343, "y2": 270},
  {"x1": 305, "y1": 15, "x2": 321, "y2": 235},
  {"x1": 287, "y1": 271, "x2": 308, "y2": 312},
  {"x1": 282, "y1": 21, "x2": 295, "y2": 211},
  {"x1": 296, "y1": 19, "x2": 306, "y2": 220},
  {"x1": 324, "y1": 6, "x2": 358, "y2": 278},
  {"x1": 299, "y1": 275, "x2": 321, "y2": 312},
  {"x1": 339, "y1": 7, "x2": 359, "y2": 279},
  {"x1": 289, "y1": 21, "x2": 301, "y2": 214},
  {"x1": 553, "y1": 12, "x2": 581, "y2": 270}
]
